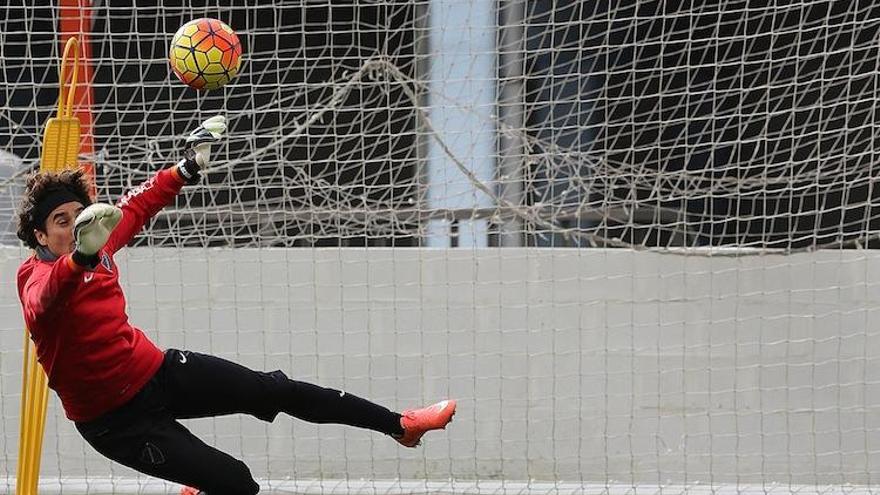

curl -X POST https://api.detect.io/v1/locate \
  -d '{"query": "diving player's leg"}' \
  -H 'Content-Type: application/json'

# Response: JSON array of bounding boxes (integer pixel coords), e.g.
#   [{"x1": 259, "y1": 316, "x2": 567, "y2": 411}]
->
[
  {"x1": 161, "y1": 349, "x2": 403, "y2": 433},
  {"x1": 160, "y1": 348, "x2": 455, "y2": 444}
]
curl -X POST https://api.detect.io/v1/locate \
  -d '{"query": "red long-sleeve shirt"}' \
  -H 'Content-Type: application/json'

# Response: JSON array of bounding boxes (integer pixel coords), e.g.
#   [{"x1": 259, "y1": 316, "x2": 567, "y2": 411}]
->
[{"x1": 17, "y1": 167, "x2": 186, "y2": 422}]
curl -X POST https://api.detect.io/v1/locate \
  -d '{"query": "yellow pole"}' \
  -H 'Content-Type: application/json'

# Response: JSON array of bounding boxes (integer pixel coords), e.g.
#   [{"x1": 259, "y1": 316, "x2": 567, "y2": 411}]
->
[{"x1": 16, "y1": 36, "x2": 82, "y2": 495}]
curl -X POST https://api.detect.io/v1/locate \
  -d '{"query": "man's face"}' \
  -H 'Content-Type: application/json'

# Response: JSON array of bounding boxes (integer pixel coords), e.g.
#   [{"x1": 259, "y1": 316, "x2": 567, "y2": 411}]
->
[{"x1": 34, "y1": 201, "x2": 84, "y2": 256}]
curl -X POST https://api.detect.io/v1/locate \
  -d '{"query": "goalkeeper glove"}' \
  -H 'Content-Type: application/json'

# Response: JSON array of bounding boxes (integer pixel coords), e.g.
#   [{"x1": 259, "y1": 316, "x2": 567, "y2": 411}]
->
[
  {"x1": 176, "y1": 115, "x2": 227, "y2": 184},
  {"x1": 72, "y1": 203, "x2": 122, "y2": 267}
]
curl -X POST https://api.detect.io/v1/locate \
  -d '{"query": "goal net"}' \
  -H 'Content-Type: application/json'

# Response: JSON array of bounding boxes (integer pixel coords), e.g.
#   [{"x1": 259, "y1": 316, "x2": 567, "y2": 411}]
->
[{"x1": 1, "y1": 0, "x2": 880, "y2": 493}]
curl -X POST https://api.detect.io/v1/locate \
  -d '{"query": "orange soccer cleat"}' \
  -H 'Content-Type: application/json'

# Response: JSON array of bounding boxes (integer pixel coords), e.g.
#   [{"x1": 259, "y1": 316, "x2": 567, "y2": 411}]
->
[
  {"x1": 396, "y1": 399, "x2": 457, "y2": 447},
  {"x1": 180, "y1": 487, "x2": 202, "y2": 495}
]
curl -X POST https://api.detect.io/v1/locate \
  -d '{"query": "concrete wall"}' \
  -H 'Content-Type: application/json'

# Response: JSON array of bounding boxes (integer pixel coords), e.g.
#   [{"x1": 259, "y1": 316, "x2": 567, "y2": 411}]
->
[{"x1": 1, "y1": 246, "x2": 879, "y2": 490}]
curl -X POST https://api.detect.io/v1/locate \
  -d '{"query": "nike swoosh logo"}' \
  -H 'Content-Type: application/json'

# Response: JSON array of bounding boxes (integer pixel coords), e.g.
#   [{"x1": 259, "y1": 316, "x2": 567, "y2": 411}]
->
[
  {"x1": 179, "y1": 353, "x2": 187, "y2": 364},
  {"x1": 84, "y1": 273, "x2": 94, "y2": 283}
]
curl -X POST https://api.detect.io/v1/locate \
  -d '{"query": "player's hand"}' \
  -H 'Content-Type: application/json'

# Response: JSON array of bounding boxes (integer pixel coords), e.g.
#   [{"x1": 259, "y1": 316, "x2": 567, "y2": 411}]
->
[
  {"x1": 186, "y1": 115, "x2": 227, "y2": 168},
  {"x1": 74, "y1": 203, "x2": 122, "y2": 257},
  {"x1": 177, "y1": 115, "x2": 227, "y2": 183}
]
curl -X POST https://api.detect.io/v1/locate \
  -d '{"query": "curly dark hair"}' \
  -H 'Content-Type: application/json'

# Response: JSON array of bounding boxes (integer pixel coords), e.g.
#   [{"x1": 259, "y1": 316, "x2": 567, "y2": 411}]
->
[{"x1": 16, "y1": 169, "x2": 93, "y2": 249}]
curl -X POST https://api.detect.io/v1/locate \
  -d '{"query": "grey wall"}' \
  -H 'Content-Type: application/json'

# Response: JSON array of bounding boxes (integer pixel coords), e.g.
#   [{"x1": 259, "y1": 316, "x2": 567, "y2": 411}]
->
[{"x1": 1, "y1": 247, "x2": 879, "y2": 491}]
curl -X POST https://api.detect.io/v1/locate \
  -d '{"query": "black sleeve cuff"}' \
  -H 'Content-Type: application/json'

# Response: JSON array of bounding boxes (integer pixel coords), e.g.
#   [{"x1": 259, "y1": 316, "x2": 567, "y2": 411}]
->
[
  {"x1": 176, "y1": 153, "x2": 202, "y2": 185},
  {"x1": 71, "y1": 250, "x2": 99, "y2": 269}
]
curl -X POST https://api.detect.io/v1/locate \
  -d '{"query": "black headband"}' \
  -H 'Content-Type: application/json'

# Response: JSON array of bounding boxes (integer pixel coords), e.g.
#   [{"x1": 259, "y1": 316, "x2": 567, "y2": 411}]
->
[{"x1": 32, "y1": 188, "x2": 87, "y2": 230}]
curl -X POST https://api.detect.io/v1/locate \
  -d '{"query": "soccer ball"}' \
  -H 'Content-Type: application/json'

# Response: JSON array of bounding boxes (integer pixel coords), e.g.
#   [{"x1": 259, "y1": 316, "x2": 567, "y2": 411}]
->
[{"x1": 169, "y1": 18, "x2": 242, "y2": 91}]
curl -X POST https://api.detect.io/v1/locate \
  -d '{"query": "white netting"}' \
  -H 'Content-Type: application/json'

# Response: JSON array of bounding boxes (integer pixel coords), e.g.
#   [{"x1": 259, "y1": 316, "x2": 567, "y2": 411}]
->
[
  {"x1": 2, "y1": 1, "x2": 880, "y2": 494},
  {"x1": 2, "y1": 1, "x2": 879, "y2": 251}
]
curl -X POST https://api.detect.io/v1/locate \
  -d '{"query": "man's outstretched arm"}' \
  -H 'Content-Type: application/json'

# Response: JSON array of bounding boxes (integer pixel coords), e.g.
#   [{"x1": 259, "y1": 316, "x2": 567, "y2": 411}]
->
[{"x1": 103, "y1": 116, "x2": 226, "y2": 254}]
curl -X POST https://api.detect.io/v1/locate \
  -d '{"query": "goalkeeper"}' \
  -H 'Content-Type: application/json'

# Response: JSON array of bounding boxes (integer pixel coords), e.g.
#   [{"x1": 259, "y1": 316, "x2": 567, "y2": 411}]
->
[{"x1": 15, "y1": 116, "x2": 456, "y2": 495}]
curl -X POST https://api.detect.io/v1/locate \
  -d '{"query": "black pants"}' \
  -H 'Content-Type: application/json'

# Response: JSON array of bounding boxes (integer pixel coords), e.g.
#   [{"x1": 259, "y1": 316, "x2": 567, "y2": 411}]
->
[{"x1": 75, "y1": 349, "x2": 403, "y2": 495}]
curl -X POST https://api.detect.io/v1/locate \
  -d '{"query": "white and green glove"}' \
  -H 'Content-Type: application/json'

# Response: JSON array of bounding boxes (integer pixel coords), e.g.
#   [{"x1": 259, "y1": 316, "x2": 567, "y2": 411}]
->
[
  {"x1": 72, "y1": 203, "x2": 122, "y2": 267},
  {"x1": 177, "y1": 115, "x2": 227, "y2": 184}
]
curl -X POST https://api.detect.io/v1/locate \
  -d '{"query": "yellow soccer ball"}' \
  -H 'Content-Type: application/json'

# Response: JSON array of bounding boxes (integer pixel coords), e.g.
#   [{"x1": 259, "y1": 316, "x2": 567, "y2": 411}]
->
[{"x1": 169, "y1": 18, "x2": 242, "y2": 91}]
